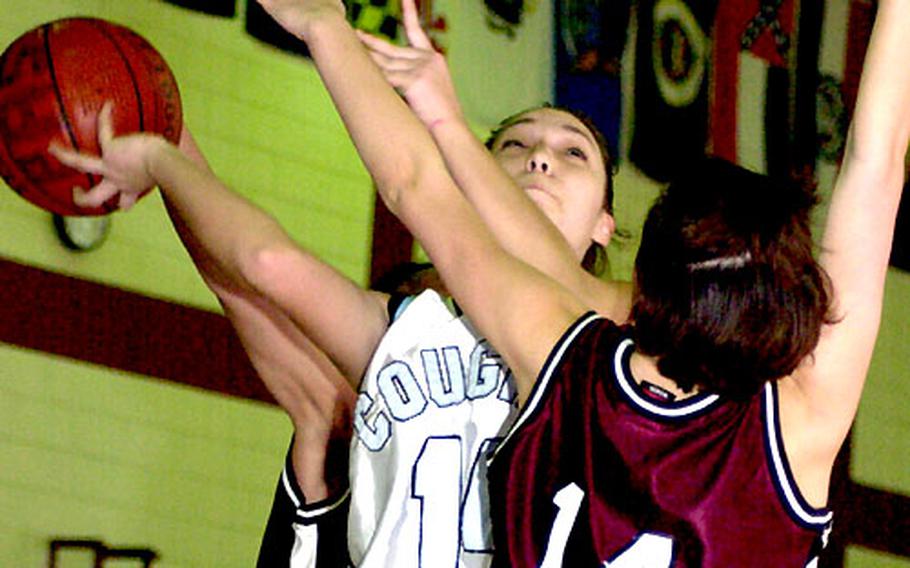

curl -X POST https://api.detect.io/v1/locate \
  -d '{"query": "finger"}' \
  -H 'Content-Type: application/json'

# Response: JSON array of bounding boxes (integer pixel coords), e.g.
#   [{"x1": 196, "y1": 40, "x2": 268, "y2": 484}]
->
[
  {"x1": 363, "y1": 53, "x2": 415, "y2": 89},
  {"x1": 363, "y1": 46, "x2": 419, "y2": 73},
  {"x1": 362, "y1": 46, "x2": 393, "y2": 74},
  {"x1": 356, "y1": 29, "x2": 421, "y2": 59},
  {"x1": 49, "y1": 143, "x2": 106, "y2": 175},
  {"x1": 98, "y1": 101, "x2": 115, "y2": 148},
  {"x1": 73, "y1": 179, "x2": 119, "y2": 208},
  {"x1": 382, "y1": 70, "x2": 415, "y2": 90},
  {"x1": 401, "y1": 0, "x2": 433, "y2": 50},
  {"x1": 118, "y1": 190, "x2": 138, "y2": 210}
]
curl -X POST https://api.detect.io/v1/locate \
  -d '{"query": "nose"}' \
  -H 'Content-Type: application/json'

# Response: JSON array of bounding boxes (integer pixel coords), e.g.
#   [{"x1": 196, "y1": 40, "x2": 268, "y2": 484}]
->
[{"x1": 526, "y1": 145, "x2": 551, "y2": 174}]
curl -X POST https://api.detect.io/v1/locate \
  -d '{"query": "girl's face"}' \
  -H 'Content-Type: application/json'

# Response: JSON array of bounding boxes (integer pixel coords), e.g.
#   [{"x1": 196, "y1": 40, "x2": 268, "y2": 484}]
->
[{"x1": 490, "y1": 108, "x2": 615, "y2": 260}]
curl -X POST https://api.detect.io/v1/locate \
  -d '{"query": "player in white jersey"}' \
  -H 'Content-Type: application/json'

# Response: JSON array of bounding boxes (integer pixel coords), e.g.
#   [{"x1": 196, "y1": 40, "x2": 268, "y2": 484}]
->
[
  {"x1": 244, "y1": 0, "x2": 638, "y2": 564},
  {"x1": 349, "y1": 289, "x2": 516, "y2": 566},
  {"x1": 52, "y1": 0, "x2": 632, "y2": 565}
]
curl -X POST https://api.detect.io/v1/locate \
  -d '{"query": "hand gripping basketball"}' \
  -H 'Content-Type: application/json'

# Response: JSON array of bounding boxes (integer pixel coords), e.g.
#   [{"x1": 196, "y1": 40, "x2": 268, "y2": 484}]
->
[
  {"x1": 49, "y1": 102, "x2": 165, "y2": 211},
  {"x1": 0, "y1": 17, "x2": 181, "y2": 215}
]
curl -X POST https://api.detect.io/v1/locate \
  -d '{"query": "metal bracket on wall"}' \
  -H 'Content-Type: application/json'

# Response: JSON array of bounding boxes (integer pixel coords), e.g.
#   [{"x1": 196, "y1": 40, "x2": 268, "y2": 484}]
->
[{"x1": 48, "y1": 538, "x2": 159, "y2": 568}]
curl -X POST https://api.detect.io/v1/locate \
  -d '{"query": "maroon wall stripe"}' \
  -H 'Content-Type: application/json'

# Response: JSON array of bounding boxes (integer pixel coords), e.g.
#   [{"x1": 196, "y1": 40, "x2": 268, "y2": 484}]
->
[
  {"x1": 843, "y1": 484, "x2": 910, "y2": 556},
  {"x1": 0, "y1": 255, "x2": 273, "y2": 404},
  {"x1": 1, "y1": 255, "x2": 907, "y2": 563},
  {"x1": 369, "y1": 194, "x2": 414, "y2": 286}
]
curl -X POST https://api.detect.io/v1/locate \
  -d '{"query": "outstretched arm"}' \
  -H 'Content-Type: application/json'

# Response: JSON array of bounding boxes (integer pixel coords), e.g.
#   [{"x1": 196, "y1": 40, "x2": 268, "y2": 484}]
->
[
  {"x1": 174, "y1": 128, "x2": 362, "y2": 502},
  {"x1": 258, "y1": 0, "x2": 588, "y2": 404},
  {"x1": 52, "y1": 109, "x2": 389, "y2": 383},
  {"x1": 358, "y1": 0, "x2": 631, "y2": 321},
  {"x1": 51, "y1": 109, "x2": 387, "y2": 500},
  {"x1": 787, "y1": 0, "x2": 910, "y2": 468}
]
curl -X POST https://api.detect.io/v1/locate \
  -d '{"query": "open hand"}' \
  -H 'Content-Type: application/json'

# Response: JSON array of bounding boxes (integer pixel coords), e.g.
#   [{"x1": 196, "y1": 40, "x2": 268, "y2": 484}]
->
[
  {"x1": 357, "y1": 0, "x2": 462, "y2": 128},
  {"x1": 49, "y1": 102, "x2": 167, "y2": 210}
]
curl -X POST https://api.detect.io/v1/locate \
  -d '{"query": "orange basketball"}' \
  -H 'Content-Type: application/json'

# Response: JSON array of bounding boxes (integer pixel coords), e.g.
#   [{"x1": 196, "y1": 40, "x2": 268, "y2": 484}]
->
[{"x1": 0, "y1": 17, "x2": 182, "y2": 216}]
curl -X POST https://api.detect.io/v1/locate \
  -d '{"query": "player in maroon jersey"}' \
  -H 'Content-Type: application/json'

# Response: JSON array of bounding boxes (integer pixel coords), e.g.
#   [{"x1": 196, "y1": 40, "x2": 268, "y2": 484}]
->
[
  {"x1": 255, "y1": 0, "x2": 907, "y2": 565},
  {"x1": 363, "y1": 0, "x2": 906, "y2": 563}
]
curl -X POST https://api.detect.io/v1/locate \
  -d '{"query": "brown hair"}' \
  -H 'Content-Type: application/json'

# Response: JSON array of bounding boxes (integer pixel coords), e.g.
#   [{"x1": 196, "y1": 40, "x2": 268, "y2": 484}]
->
[{"x1": 631, "y1": 157, "x2": 834, "y2": 399}]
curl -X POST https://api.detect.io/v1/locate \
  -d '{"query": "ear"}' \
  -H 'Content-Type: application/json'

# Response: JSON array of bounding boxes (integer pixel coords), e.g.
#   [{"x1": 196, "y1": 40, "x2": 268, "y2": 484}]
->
[{"x1": 592, "y1": 211, "x2": 616, "y2": 247}]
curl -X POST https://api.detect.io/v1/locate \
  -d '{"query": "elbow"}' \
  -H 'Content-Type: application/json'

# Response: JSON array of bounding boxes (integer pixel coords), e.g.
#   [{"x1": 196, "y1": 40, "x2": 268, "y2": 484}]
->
[
  {"x1": 371, "y1": 152, "x2": 428, "y2": 217},
  {"x1": 238, "y1": 242, "x2": 304, "y2": 297}
]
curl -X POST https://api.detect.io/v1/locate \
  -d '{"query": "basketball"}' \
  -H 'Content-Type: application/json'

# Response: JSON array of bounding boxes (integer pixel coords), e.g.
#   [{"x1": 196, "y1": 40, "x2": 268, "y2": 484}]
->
[{"x1": 0, "y1": 17, "x2": 182, "y2": 216}]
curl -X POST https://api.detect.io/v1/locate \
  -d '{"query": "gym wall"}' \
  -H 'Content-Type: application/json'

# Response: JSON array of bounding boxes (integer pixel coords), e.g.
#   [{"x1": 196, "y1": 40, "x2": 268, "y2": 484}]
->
[{"x1": 0, "y1": 0, "x2": 907, "y2": 566}]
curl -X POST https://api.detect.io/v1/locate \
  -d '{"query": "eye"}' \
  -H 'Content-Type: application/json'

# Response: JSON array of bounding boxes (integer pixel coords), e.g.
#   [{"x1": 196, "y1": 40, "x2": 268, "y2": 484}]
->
[
  {"x1": 567, "y1": 147, "x2": 588, "y2": 160},
  {"x1": 499, "y1": 139, "x2": 526, "y2": 149}
]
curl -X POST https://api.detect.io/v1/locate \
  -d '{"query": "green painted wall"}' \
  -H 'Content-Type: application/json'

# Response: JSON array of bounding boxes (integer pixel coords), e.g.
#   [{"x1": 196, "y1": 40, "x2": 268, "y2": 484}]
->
[
  {"x1": 0, "y1": 0, "x2": 555, "y2": 565},
  {"x1": 0, "y1": 0, "x2": 906, "y2": 566}
]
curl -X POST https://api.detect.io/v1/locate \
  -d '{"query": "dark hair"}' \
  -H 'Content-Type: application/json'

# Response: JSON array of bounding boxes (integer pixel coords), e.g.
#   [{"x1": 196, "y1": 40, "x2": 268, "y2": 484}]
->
[
  {"x1": 631, "y1": 157, "x2": 834, "y2": 400},
  {"x1": 484, "y1": 104, "x2": 617, "y2": 276},
  {"x1": 371, "y1": 261, "x2": 442, "y2": 295}
]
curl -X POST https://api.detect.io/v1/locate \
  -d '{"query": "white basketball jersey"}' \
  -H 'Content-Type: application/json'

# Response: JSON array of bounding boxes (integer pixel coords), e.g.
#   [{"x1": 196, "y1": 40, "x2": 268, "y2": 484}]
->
[{"x1": 349, "y1": 290, "x2": 518, "y2": 568}]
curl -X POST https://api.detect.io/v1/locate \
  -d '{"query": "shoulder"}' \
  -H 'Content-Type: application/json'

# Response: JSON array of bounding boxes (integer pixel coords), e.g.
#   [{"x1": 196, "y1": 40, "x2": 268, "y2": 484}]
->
[
  {"x1": 578, "y1": 276, "x2": 634, "y2": 324},
  {"x1": 526, "y1": 314, "x2": 623, "y2": 404}
]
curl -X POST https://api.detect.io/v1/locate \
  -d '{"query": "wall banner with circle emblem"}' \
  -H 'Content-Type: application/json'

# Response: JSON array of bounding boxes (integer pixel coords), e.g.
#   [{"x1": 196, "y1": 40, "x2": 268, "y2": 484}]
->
[{"x1": 630, "y1": 0, "x2": 716, "y2": 182}]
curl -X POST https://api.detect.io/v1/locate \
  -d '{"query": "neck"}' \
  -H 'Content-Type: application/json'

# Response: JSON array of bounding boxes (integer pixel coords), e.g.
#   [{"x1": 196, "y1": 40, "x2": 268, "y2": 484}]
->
[{"x1": 629, "y1": 352, "x2": 698, "y2": 400}]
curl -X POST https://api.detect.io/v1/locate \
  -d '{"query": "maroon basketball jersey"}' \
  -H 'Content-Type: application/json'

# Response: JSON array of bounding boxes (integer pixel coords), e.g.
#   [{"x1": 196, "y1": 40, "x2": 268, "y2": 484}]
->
[{"x1": 487, "y1": 314, "x2": 832, "y2": 567}]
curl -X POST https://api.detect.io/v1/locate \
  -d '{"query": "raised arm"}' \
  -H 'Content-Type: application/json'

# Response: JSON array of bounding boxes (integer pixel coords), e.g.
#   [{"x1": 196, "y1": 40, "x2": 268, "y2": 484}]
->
[
  {"x1": 789, "y1": 0, "x2": 910, "y2": 459},
  {"x1": 51, "y1": 107, "x2": 388, "y2": 383},
  {"x1": 358, "y1": 0, "x2": 631, "y2": 321},
  {"x1": 50, "y1": 109, "x2": 388, "y2": 500},
  {"x1": 257, "y1": 0, "x2": 588, "y2": 404}
]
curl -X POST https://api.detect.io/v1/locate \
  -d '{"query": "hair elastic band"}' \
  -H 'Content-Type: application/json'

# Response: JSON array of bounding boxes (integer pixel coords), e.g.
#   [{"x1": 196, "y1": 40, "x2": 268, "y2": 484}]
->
[{"x1": 687, "y1": 251, "x2": 753, "y2": 272}]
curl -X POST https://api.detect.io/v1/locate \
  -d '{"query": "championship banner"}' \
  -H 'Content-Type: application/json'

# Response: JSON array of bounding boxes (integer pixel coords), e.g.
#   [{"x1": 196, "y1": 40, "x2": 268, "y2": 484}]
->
[
  {"x1": 245, "y1": 0, "x2": 313, "y2": 56},
  {"x1": 708, "y1": 0, "x2": 823, "y2": 183},
  {"x1": 554, "y1": 0, "x2": 630, "y2": 162},
  {"x1": 160, "y1": 0, "x2": 236, "y2": 17},
  {"x1": 246, "y1": 0, "x2": 401, "y2": 57},
  {"x1": 246, "y1": 0, "x2": 443, "y2": 58},
  {"x1": 710, "y1": 0, "x2": 794, "y2": 170},
  {"x1": 815, "y1": 0, "x2": 875, "y2": 168},
  {"x1": 246, "y1": 0, "x2": 408, "y2": 57},
  {"x1": 630, "y1": 0, "x2": 717, "y2": 182}
]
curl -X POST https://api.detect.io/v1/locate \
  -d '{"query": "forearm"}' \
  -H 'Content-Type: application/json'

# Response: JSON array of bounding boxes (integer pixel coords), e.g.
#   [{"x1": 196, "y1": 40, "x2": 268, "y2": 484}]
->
[
  {"x1": 395, "y1": 177, "x2": 585, "y2": 405},
  {"x1": 824, "y1": 0, "x2": 910, "y2": 279},
  {"x1": 429, "y1": 119, "x2": 581, "y2": 278},
  {"x1": 291, "y1": 422, "x2": 352, "y2": 503},
  {"x1": 300, "y1": 12, "x2": 444, "y2": 210},
  {"x1": 799, "y1": 0, "x2": 910, "y2": 436},
  {"x1": 843, "y1": 0, "x2": 910, "y2": 167},
  {"x1": 146, "y1": 140, "x2": 298, "y2": 294}
]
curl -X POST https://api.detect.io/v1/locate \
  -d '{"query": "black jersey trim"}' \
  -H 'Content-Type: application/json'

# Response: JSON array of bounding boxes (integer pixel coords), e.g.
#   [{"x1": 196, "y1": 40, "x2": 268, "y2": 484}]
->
[
  {"x1": 389, "y1": 290, "x2": 458, "y2": 324},
  {"x1": 387, "y1": 293, "x2": 412, "y2": 322},
  {"x1": 613, "y1": 338, "x2": 722, "y2": 421},
  {"x1": 281, "y1": 465, "x2": 351, "y2": 523},
  {"x1": 280, "y1": 441, "x2": 352, "y2": 523},
  {"x1": 488, "y1": 311, "x2": 601, "y2": 464},
  {"x1": 762, "y1": 382, "x2": 834, "y2": 529}
]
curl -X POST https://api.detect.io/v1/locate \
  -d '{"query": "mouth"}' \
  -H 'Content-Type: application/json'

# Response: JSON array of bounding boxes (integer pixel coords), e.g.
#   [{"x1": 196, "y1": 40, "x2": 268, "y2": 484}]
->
[
  {"x1": 524, "y1": 184, "x2": 555, "y2": 199},
  {"x1": 524, "y1": 186, "x2": 559, "y2": 213}
]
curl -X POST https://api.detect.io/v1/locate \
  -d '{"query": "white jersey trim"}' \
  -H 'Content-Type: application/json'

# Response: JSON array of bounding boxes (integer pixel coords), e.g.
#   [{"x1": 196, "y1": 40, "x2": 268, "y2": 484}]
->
[
  {"x1": 489, "y1": 312, "x2": 601, "y2": 463},
  {"x1": 281, "y1": 466, "x2": 351, "y2": 521},
  {"x1": 763, "y1": 382, "x2": 833, "y2": 527},
  {"x1": 613, "y1": 338, "x2": 721, "y2": 418}
]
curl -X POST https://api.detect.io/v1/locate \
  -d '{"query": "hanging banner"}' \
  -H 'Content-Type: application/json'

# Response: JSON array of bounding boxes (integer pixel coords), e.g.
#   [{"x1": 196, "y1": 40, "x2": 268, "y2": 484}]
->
[
  {"x1": 245, "y1": 1, "x2": 312, "y2": 56},
  {"x1": 554, "y1": 0, "x2": 630, "y2": 162},
  {"x1": 630, "y1": 0, "x2": 717, "y2": 182},
  {"x1": 160, "y1": 0, "x2": 236, "y2": 17},
  {"x1": 246, "y1": 0, "x2": 417, "y2": 57}
]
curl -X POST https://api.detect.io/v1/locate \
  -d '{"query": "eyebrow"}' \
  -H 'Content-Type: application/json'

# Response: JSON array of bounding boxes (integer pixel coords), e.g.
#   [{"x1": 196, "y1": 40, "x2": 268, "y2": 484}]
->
[{"x1": 501, "y1": 117, "x2": 598, "y2": 150}]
